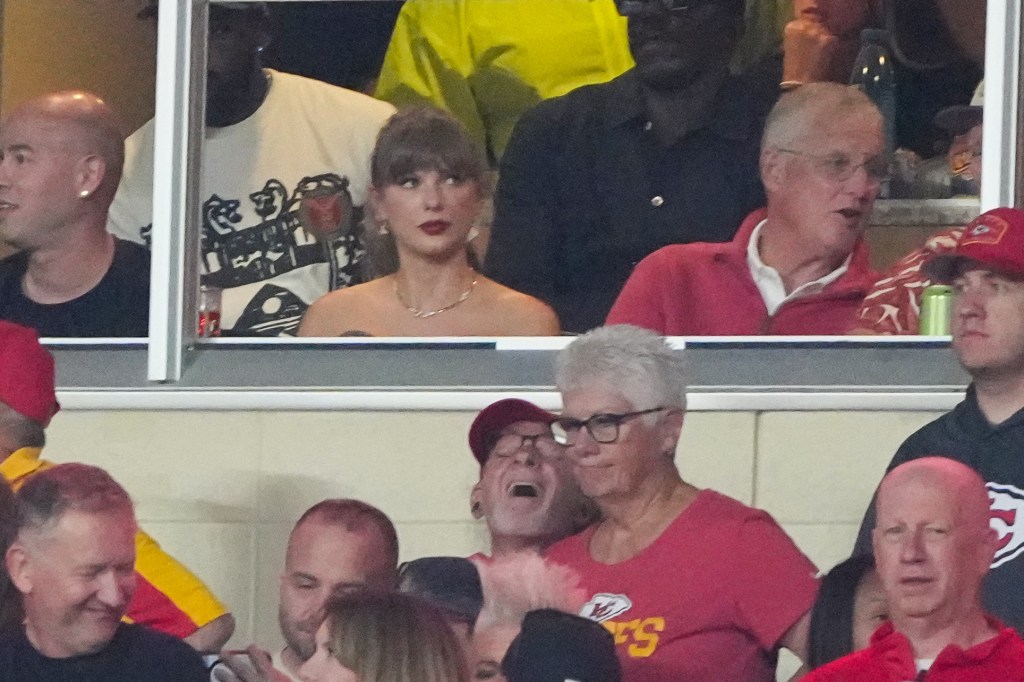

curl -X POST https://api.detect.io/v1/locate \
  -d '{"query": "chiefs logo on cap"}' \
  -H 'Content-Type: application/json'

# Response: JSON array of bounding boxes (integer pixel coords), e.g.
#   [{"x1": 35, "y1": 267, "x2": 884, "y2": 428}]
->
[
  {"x1": 580, "y1": 593, "x2": 633, "y2": 623},
  {"x1": 989, "y1": 483, "x2": 1024, "y2": 569},
  {"x1": 961, "y1": 215, "x2": 1009, "y2": 248}
]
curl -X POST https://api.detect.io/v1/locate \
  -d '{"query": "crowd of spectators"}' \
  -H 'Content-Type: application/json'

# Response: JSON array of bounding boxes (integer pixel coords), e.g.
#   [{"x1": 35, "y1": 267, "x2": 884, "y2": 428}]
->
[
  {"x1": 3, "y1": 241, "x2": 1024, "y2": 678},
  {"x1": 0, "y1": 0, "x2": 990, "y2": 339},
  {"x1": 1, "y1": 1, "x2": 1022, "y2": 681}
]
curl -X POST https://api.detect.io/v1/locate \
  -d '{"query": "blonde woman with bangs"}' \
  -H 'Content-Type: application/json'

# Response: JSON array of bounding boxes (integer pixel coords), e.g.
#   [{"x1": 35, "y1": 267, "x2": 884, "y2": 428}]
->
[{"x1": 298, "y1": 106, "x2": 558, "y2": 337}]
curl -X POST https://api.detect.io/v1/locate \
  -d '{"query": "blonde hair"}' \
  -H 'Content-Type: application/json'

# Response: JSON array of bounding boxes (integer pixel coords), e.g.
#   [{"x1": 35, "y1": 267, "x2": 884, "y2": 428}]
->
[{"x1": 325, "y1": 590, "x2": 469, "y2": 682}]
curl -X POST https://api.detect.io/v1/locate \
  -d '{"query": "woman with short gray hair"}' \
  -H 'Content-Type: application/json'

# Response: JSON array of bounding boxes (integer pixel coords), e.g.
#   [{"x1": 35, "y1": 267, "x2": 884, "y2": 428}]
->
[{"x1": 547, "y1": 325, "x2": 819, "y2": 681}]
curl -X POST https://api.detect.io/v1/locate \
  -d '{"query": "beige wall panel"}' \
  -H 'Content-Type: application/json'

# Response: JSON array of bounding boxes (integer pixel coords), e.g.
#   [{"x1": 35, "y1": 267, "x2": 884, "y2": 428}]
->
[
  {"x1": 396, "y1": 520, "x2": 489, "y2": 561},
  {"x1": 755, "y1": 411, "x2": 943, "y2": 524},
  {"x1": 145, "y1": 521, "x2": 257, "y2": 647},
  {"x1": 258, "y1": 411, "x2": 480, "y2": 524},
  {"x1": 676, "y1": 412, "x2": 757, "y2": 504},
  {"x1": 0, "y1": 0, "x2": 156, "y2": 133},
  {"x1": 783, "y1": 523, "x2": 863, "y2": 575},
  {"x1": 45, "y1": 410, "x2": 262, "y2": 523},
  {"x1": 253, "y1": 522, "x2": 290, "y2": 652}
]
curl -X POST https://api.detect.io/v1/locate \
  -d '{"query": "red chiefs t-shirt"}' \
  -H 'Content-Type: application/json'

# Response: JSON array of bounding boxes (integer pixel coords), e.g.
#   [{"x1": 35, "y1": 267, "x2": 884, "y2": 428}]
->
[{"x1": 546, "y1": 490, "x2": 819, "y2": 682}]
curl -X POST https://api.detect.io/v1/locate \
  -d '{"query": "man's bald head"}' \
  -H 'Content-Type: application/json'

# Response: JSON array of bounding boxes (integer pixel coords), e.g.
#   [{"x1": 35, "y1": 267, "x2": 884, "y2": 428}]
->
[
  {"x1": 5, "y1": 91, "x2": 124, "y2": 199},
  {"x1": 873, "y1": 457, "x2": 996, "y2": 629},
  {"x1": 878, "y1": 458, "x2": 992, "y2": 534}
]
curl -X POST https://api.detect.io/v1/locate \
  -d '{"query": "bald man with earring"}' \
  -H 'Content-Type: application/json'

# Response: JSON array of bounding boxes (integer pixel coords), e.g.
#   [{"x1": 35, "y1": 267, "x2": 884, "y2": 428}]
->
[{"x1": 0, "y1": 90, "x2": 149, "y2": 337}]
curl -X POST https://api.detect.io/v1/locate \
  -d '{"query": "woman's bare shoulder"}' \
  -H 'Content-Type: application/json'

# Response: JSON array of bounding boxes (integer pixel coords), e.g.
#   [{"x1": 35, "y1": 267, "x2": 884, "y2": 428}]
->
[
  {"x1": 298, "y1": 279, "x2": 391, "y2": 336},
  {"x1": 478, "y1": 278, "x2": 561, "y2": 335}
]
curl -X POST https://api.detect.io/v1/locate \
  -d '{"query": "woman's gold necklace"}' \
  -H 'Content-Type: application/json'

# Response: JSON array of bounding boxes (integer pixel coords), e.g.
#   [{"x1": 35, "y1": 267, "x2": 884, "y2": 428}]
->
[{"x1": 393, "y1": 273, "x2": 478, "y2": 319}]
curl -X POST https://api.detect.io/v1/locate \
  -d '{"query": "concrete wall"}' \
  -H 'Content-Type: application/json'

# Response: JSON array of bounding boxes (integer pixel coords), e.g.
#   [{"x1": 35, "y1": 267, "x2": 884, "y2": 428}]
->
[{"x1": 42, "y1": 407, "x2": 943, "y2": 656}]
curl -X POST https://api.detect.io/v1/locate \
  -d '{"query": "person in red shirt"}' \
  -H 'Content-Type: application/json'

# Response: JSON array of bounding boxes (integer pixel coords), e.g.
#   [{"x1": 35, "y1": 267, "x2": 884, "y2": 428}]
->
[
  {"x1": 803, "y1": 457, "x2": 1024, "y2": 681},
  {"x1": 607, "y1": 83, "x2": 880, "y2": 336},
  {"x1": 546, "y1": 325, "x2": 818, "y2": 681}
]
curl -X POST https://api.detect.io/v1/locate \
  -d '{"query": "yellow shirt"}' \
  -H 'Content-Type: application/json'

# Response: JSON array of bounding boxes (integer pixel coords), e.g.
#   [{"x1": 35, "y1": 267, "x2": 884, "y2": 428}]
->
[
  {"x1": 375, "y1": 0, "x2": 793, "y2": 163},
  {"x1": 375, "y1": 0, "x2": 633, "y2": 163}
]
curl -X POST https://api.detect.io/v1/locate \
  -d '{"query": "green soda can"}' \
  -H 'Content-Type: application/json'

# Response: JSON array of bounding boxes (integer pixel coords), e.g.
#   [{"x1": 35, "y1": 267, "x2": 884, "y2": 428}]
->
[{"x1": 919, "y1": 284, "x2": 953, "y2": 335}]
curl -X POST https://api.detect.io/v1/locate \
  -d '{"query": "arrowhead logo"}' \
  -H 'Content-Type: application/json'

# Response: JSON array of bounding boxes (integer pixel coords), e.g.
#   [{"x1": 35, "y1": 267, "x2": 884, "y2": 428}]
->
[
  {"x1": 962, "y1": 215, "x2": 1008, "y2": 246},
  {"x1": 580, "y1": 593, "x2": 633, "y2": 623},
  {"x1": 988, "y1": 483, "x2": 1024, "y2": 569}
]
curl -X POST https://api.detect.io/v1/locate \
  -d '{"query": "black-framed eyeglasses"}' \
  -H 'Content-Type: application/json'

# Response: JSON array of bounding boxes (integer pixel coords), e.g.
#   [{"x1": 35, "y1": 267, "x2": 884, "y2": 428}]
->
[
  {"x1": 489, "y1": 432, "x2": 560, "y2": 459},
  {"x1": 777, "y1": 148, "x2": 890, "y2": 184},
  {"x1": 614, "y1": 0, "x2": 724, "y2": 17},
  {"x1": 552, "y1": 407, "x2": 667, "y2": 445}
]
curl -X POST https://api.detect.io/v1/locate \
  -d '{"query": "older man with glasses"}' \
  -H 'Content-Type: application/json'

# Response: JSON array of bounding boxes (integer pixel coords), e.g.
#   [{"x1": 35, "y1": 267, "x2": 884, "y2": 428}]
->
[
  {"x1": 547, "y1": 325, "x2": 818, "y2": 682},
  {"x1": 607, "y1": 81, "x2": 882, "y2": 335},
  {"x1": 468, "y1": 399, "x2": 597, "y2": 560}
]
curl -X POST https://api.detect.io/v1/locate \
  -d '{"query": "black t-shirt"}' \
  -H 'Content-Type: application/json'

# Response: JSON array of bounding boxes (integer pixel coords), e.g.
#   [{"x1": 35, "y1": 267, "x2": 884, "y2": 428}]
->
[
  {"x1": 0, "y1": 239, "x2": 150, "y2": 337},
  {"x1": 0, "y1": 623, "x2": 208, "y2": 682}
]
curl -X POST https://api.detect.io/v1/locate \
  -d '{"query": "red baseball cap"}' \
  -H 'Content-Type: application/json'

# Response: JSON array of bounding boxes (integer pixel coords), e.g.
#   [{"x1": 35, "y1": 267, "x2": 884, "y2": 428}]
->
[
  {"x1": 468, "y1": 399, "x2": 556, "y2": 466},
  {"x1": 0, "y1": 321, "x2": 60, "y2": 426},
  {"x1": 925, "y1": 208, "x2": 1024, "y2": 283}
]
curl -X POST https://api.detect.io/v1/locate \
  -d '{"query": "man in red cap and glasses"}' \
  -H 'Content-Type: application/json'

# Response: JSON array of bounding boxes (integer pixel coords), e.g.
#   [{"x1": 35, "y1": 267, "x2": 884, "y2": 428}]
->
[
  {"x1": 854, "y1": 207, "x2": 1024, "y2": 633},
  {"x1": 0, "y1": 321, "x2": 235, "y2": 652},
  {"x1": 468, "y1": 399, "x2": 596, "y2": 558}
]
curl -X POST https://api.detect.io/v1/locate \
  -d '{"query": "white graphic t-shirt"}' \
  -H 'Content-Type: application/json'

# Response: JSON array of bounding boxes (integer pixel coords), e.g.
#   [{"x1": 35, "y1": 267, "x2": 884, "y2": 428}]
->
[{"x1": 108, "y1": 69, "x2": 395, "y2": 335}]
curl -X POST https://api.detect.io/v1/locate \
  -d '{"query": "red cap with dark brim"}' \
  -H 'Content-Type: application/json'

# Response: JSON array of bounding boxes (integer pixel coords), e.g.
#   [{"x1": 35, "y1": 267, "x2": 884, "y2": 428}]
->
[
  {"x1": 468, "y1": 399, "x2": 556, "y2": 466},
  {"x1": 0, "y1": 321, "x2": 60, "y2": 427},
  {"x1": 925, "y1": 207, "x2": 1024, "y2": 283}
]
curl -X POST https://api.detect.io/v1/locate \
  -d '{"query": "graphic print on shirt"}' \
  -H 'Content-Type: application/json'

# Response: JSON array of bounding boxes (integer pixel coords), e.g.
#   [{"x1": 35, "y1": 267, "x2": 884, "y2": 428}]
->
[
  {"x1": 198, "y1": 173, "x2": 365, "y2": 335},
  {"x1": 989, "y1": 482, "x2": 1024, "y2": 569},
  {"x1": 580, "y1": 592, "x2": 665, "y2": 659}
]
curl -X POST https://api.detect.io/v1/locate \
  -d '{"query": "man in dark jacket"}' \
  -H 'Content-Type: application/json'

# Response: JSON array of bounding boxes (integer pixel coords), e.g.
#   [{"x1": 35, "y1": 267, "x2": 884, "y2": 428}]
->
[{"x1": 854, "y1": 207, "x2": 1024, "y2": 632}]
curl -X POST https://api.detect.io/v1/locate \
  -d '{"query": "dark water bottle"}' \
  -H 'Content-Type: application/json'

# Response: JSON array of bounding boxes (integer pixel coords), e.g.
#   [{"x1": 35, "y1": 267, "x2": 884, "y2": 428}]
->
[{"x1": 850, "y1": 28, "x2": 896, "y2": 197}]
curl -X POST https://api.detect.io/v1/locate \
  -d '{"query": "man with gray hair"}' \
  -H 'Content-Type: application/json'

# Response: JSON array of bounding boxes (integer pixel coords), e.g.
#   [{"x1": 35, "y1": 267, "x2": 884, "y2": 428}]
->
[
  {"x1": 547, "y1": 325, "x2": 818, "y2": 681},
  {"x1": 0, "y1": 463, "x2": 208, "y2": 681},
  {"x1": 0, "y1": 320, "x2": 235, "y2": 653},
  {"x1": 607, "y1": 82, "x2": 881, "y2": 335}
]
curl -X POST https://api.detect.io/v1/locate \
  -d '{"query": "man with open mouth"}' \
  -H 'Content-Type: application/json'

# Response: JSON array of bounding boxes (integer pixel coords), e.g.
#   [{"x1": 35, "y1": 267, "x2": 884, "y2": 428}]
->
[
  {"x1": 607, "y1": 81, "x2": 882, "y2": 336},
  {"x1": 468, "y1": 399, "x2": 597, "y2": 560}
]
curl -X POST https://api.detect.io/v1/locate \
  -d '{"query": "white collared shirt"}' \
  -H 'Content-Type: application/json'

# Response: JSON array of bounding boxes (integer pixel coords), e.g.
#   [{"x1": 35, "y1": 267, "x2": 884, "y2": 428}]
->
[{"x1": 745, "y1": 220, "x2": 851, "y2": 315}]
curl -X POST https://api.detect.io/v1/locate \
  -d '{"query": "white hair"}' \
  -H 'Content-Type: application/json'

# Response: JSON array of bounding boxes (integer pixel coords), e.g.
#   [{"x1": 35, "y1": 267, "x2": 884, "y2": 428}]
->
[
  {"x1": 555, "y1": 325, "x2": 687, "y2": 412},
  {"x1": 761, "y1": 82, "x2": 882, "y2": 153}
]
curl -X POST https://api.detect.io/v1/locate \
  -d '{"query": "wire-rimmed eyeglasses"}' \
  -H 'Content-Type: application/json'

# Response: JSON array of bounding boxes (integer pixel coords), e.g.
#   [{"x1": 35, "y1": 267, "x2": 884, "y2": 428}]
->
[
  {"x1": 488, "y1": 431, "x2": 561, "y2": 459},
  {"x1": 552, "y1": 407, "x2": 667, "y2": 445},
  {"x1": 777, "y1": 148, "x2": 890, "y2": 184}
]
